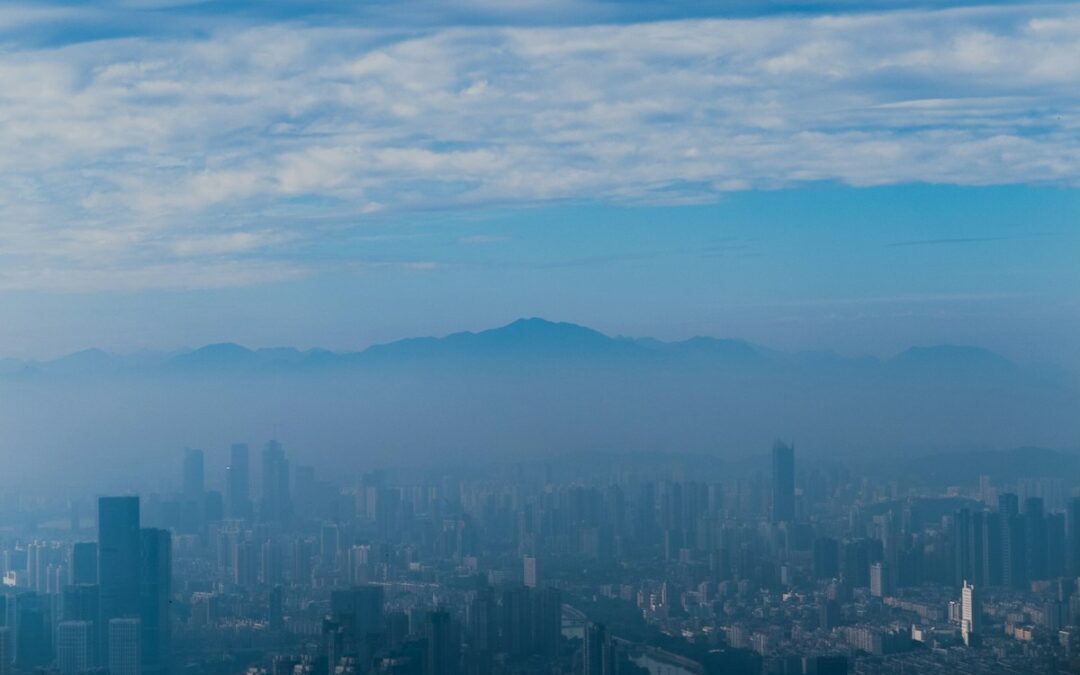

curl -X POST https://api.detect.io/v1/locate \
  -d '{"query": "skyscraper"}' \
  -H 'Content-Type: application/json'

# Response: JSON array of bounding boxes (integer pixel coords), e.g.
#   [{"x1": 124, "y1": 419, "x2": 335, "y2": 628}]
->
[
  {"x1": 0, "y1": 626, "x2": 10, "y2": 675},
  {"x1": 998, "y1": 493, "x2": 1026, "y2": 588},
  {"x1": 531, "y1": 587, "x2": 562, "y2": 662},
  {"x1": 771, "y1": 441, "x2": 795, "y2": 523},
  {"x1": 523, "y1": 555, "x2": 539, "y2": 588},
  {"x1": 426, "y1": 611, "x2": 460, "y2": 675},
  {"x1": 71, "y1": 542, "x2": 98, "y2": 586},
  {"x1": 15, "y1": 592, "x2": 51, "y2": 671},
  {"x1": 227, "y1": 443, "x2": 251, "y2": 519},
  {"x1": 56, "y1": 621, "x2": 93, "y2": 674},
  {"x1": 61, "y1": 584, "x2": 100, "y2": 666},
  {"x1": 813, "y1": 537, "x2": 840, "y2": 579},
  {"x1": 1024, "y1": 497, "x2": 1048, "y2": 581},
  {"x1": 583, "y1": 622, "x2": 610, "y2": 675},
  {"x1": 139, "y1": 528, "x2": 171, "y2": 675},
  {"x1": 182, "y1": 448, "x2": 205, "y2": 500},
  {"x1": 98, "y1": 497, "x2": 141, "y2": 655},
  {"x1": 870, "y1": 562, "x2": 892, "y2": 598},
  {"x1": 260, "y1": 441, "x2": 291, "y2": 523},
  {"x1": 1069, "y1": 497, "x2": 1080, "y2": 576},
  {"x1": 108, "y1": 618, "x2": 141, "y2": 675},
  {"x1": 961, "y1": 581, "x2": 982, "y2": 647}
]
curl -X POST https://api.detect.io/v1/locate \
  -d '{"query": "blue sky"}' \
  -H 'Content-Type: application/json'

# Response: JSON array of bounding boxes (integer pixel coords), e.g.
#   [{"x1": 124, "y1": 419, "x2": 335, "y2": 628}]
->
[{"x1": 0, "y1": 0, "x2": 1077, "y2": 366}]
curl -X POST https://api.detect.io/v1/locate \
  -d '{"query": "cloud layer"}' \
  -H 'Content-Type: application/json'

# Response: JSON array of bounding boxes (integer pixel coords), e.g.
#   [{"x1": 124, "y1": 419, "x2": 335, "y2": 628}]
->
[{"x1": 0, "y1": 3, "x2": 1077, "y2": 289}]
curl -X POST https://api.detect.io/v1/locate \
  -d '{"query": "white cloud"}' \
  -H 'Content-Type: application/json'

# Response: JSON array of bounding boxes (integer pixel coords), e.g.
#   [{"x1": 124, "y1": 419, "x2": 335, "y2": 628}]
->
[{"x1": 0, "y1": 4, "x2": 1076, "y2": 289}]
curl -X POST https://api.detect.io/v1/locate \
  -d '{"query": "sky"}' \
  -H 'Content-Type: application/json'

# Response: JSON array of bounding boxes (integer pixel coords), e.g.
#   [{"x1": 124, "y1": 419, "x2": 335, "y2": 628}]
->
[{"x1": 0, "y1": 0, "x2": 1077, "y2": 367}]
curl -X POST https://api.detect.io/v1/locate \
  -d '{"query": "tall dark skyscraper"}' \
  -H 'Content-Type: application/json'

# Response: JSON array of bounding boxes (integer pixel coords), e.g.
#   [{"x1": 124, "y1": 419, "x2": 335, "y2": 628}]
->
[
  {"x1": 1024, "y1": 497, "x2": 1047, "y2": 581},
  {"x1": 182, "y1": 448, "x2": 205, "y2": 500},
  {"x1": 426, "y1": 611, "x2": 460, "y2": 675},
  {"x1": 260, "y1": 441, "x2": 291, "y2": 523},
  {"x1": 139, "y1": 528, "x2": 171, "y2": 675},
  {"x1": 998, "y1": 493, "x2": 1026, "y2": 589},
  {"x1": 71, "y1": 542, "x2": 98, "y2": 586},
  {"x1": 1068, "y1": 497, "x2": 1080, "y2": 575},
  {"x1": 98, "y1": 496, "x2": 141, "y2": 655},
  {"x1": 771, "y1": 441, "x2": 795, "y2": 523},
  {"x1": 583, "y1": 622, "x2": 610, "y2": 675},
  {"x1": 227, "y1": 443, "x2": 251, "y2": 519}
]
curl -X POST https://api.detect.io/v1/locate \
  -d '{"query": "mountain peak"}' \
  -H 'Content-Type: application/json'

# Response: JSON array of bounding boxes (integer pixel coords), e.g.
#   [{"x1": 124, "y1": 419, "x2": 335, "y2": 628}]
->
[{"x1": 169, "y1": 342, "x2": 257, "y2": 369}]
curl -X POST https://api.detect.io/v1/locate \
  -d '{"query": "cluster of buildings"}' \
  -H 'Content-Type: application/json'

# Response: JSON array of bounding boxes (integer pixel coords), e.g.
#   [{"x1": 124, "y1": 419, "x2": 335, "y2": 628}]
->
[{"x1": 1, "y1": 441, "x2": 1080, "y2": 674}]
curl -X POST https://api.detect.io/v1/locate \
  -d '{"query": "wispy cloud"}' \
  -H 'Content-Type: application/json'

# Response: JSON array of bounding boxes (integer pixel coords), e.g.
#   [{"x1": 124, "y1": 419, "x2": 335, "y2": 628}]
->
[
  {"x1": 0, "y1": 3, "x2": 1077, "y2": 289},
  {"x1": 457, "y1": 235, "x2": 508, "y2": 245},
  {"x1": 887, "y1": 233, "x2": 1062, "y2": 247}
]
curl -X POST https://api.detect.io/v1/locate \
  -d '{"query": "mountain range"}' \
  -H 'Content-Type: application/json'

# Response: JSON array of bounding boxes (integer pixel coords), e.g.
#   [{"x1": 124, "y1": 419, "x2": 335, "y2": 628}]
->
[
  {"x1": 0, "y1": 318, "x2": 1076, "y2": 490},
  {"x1": 0, "y1": 317, "x2": 1041, "y2": 377}
]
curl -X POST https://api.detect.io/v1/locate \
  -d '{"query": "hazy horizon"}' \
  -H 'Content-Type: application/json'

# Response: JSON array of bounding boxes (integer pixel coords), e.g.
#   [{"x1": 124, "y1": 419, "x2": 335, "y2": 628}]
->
[
  {"x1": 2, "y1": 4, "x2": 1079, "y2": 673},
  {"x1": 4, "y1": 314, "x2": 1075, "y2": 373}
]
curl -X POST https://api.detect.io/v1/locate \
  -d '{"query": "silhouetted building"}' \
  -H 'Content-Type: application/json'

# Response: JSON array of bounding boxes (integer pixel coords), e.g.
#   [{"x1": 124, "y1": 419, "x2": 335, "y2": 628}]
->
[
  {"x1": 1025, "y1": 497, "x2": 1047, "y2": 581},
  {"x1": 14, "y1": 593, "x2": 51, "y2": 670},
  {"x1": 998, "y1": 493, "x2": 1026, "y2": 588},
  {"x1": 426, "y1": 611, "x2": 459, "y2": 675},
  {"x1": 813, "y1": 538, "x2": 839, "y2": 579},
  {"x1": 71, "y1": 542, "x2": 98, "y2": 586},
  {"x1": 1069, "y1": 497, "x2": 1080, "y2": 576},
  {"x1": 227, "y1": 443, "x2": 252, "y2": 519},
  {"x1": 99, "y1": 496, "x2": 141, "y2": 658},
  {"x1": 140, "y1": 528, "x2": 171, "y2": 675},
  {"x1": 583, "y1": 622, "x2": 610, "y2": 675},
  {"x1": 182, "y1": 448, "x2": 205, "y2": 500},
  {"x1": 771, "y1": 442, "x2": 795, "y2": 523},
  {"x1": 260, "y1": 441, "x2": 291, "y2": 523}
]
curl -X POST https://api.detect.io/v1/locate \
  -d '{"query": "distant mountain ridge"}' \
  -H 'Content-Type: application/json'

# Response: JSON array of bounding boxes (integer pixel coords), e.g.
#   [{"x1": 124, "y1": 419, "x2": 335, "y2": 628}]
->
[
  {"x1": 0, "y1": 317, "x2": 1052, "y2": 377},
  {"x1": 1, "y1": 318, "x2": 1077, "y2": 484}
]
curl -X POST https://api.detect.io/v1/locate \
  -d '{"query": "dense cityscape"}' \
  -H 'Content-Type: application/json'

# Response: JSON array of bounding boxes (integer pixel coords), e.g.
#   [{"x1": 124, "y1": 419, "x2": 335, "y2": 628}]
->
[
  {"x1": 1, "y1": 0, "x2": 1076, "y2": 675},
  {"x1": 1, "y1": 442, "x2": 1080, "y2": 675}
]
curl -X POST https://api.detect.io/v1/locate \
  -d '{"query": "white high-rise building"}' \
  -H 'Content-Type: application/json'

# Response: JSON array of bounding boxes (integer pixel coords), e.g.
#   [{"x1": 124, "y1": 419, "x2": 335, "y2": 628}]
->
[
  {"x1": 961, "y1": 580, "x2": 982, "y2": 647},
  {"x1": 57, "y1": 620, "x2": 93, "y2": 674},
  {"x1": 108, "y1": 618, "x2": 141, "y2": 675},
  {"x1": 870, "y1": 562, "x2": 892, "y2": 598},
  {"x1": 523, "y1": 555, "x2": 539, "y2": 588}
]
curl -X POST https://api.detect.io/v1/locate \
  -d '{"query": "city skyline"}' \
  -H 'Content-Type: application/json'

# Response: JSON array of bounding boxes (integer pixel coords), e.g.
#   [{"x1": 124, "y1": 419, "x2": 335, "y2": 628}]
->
[
  {"x1": 0, "y1": 1, "x2": 1076, "y2": 673},
  {"x1": 5, "y1": 441, "x2": 1080, "y2": 674}
]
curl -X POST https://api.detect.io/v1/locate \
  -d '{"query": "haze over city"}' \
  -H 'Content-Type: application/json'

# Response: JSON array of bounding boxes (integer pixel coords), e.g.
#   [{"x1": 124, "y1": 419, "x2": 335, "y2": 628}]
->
[{"x1": 0, "y1": 1, "x2": 1077, "y2": 675}]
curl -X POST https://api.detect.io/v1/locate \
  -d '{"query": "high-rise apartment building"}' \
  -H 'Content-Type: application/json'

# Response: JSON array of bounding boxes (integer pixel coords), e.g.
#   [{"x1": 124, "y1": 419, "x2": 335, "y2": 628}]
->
[
  {"x1": 56, "y1": 620, "x2": 93, "y2": 674},
  {"x1": 523, "y1": 556, "x2": 539, "y2": 588},
  {"x1": 108, "y1": 618, "x2": 141, "y2": 675}
]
